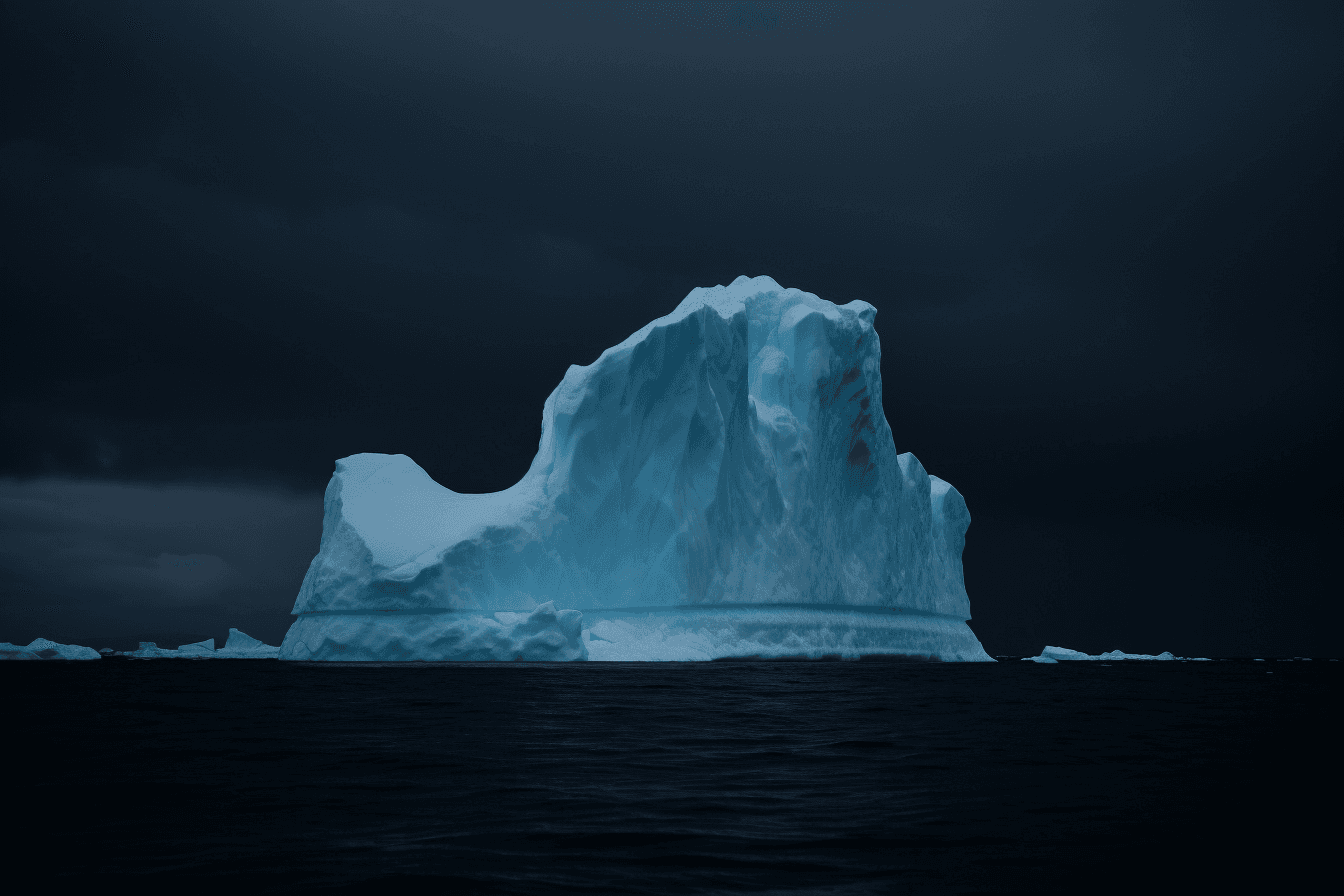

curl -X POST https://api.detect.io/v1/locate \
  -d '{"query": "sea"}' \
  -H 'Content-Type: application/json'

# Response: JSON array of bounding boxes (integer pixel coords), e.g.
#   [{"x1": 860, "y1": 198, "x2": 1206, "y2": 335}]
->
[{"x1": 6, "y1": 658, "x2": 1335, "y2": 894}]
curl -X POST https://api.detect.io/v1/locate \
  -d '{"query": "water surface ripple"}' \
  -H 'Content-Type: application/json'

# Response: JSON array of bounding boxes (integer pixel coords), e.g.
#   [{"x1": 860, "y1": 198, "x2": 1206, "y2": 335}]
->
[{"x1": 6, "y1": 660, "x2": 1333, "y2": 894}]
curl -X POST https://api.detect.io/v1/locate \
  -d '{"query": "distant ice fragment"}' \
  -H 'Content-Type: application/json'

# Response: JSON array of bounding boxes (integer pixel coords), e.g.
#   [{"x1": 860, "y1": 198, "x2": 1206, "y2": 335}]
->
[
  {"x1": 217, "y1": 628, "x2": 281, "y2": 658},
  {"x1": 127, "y1": 640, "x2": 211, "y2": 659},
  {"x1": 0, "y1": 638, "x2": 101, "y2": 660},
  {"x1": 178, "y1": 638, "x2": 215, "y2": 656},
  {"x1": 1023, "y1": 646, "x2": 1211, "y2": 662},
  {"x1": 124, "y1": 632, "x2": 282, "y2": 658},
  {"x1": 280, "y1": 276, "x2": 992, "y2": 662},
  {"x1": 127, "y1": 641, "x2": 181, "y2": 658}
]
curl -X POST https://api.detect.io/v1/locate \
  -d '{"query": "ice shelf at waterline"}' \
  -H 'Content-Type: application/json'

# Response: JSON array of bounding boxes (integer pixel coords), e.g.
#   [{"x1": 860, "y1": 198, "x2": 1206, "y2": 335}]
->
[{"x1": 280, "y1": 276, "x2": 993, "y2": 662}]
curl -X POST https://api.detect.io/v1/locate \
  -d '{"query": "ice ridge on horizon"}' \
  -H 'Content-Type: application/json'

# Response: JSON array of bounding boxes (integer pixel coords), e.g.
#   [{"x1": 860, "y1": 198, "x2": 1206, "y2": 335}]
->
[
  {"x1": 1024, "y1": 646, "x2": 1212, "y2": 663},
  {"x1": 0, "y1": 638, "x2": 101, "y2": 660}
]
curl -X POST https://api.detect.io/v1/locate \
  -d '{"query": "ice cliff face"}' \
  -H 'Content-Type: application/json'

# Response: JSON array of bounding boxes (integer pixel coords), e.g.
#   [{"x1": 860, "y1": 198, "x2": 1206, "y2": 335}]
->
[{"x1": 281, "y1": 276, "x2": 990, "y2": 661}]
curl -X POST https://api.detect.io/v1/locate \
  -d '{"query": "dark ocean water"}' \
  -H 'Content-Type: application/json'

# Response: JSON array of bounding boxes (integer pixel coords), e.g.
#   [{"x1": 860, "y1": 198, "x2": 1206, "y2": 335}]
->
[{"x1": 5, "y1": 659, "x2": 1336, "y2": 894}]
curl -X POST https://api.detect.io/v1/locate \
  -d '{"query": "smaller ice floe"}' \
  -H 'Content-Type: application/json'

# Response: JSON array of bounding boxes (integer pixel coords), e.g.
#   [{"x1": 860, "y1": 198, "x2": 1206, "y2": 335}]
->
[
  {"x1": 216, "y1": 629, "x2": 280, "y2": 658},
  {"x1": 126, "y1": 631, "x2": 281, "y2": 658},
  {"x1": 126, "y1": 641, "x2": 176, "y2": 658},
  {"x1": 0, "y1": 638, "x2": 101, "y2": 660},
  {"x1": 178, "y1": 638, "x2": 215, "y2": 656},
  {"x1": 128, "y1": 639, "x2": 214, "y2": 659},
  {"x1": 1023, "y1": 646, "x2": 1211, "y2": 663}
]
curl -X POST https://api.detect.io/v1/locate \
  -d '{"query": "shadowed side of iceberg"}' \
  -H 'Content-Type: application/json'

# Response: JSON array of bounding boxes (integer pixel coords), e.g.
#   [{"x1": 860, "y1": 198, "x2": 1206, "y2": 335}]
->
[{"x1": 279, "y1": 602, "x2": 586, "y2": 661}]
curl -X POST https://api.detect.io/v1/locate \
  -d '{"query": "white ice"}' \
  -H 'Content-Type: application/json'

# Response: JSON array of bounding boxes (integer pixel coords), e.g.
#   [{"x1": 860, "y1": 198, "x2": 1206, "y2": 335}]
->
[
  {"x1": 1024, "y1": 646, "x2": 1212, "y2": 662},
  {"x1": 280, "y1": 276, "x2": 992, "y2": 662},
  {"x1": 0, "y1": 638, "x2": 101, "y2": 660}
]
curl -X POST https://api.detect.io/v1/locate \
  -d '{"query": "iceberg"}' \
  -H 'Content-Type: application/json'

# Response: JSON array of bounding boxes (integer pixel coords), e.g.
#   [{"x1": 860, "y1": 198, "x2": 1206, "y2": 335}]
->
[
  {"x1": 216, "y1": 628, "x2": 282, "y2": 658},
  {"x1": 1024, "y1": 646, "x2": 1211, "y2": 662},
  {"x1": 124, "y1": 631, "x2": 283, "y2": 659},
  {"x1": 280, "y1": 276, "x2": 992, "y2": 662},
  {"x1": 127, "y1": 641, "x2": 190, "y2": 658},
  {"x1": 0, "y1": 638, "x2": 101, "y2": 660},
  {"x1": 127, "y1": 638, "x2": 214, "y2": 658},
  {"x1": 178, "y1": 638, "x2": 215, "y2": 656}
]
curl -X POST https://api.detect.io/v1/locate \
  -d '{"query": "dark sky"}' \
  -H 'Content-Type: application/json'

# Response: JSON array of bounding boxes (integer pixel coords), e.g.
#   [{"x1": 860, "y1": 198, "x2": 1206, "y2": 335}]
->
[{"x1": 2, "y1": 1, "x2": 1340, "y2": 656}]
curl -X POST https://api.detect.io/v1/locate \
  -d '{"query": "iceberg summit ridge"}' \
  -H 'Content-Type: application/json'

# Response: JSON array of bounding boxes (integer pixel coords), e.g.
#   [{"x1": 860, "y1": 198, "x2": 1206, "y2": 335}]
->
[{"x1": 281, "y1": 275, "x2": 992, "y2": 661}]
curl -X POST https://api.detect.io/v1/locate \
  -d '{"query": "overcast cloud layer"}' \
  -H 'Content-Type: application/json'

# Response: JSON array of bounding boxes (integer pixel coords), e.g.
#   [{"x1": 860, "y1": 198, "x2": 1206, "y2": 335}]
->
[
  {"x1": 0, "y1": 477, "x2": 320, "y2": 649},
  {"x1": 2, "y1": 2, "x2": 1340, "y2": 653}
]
